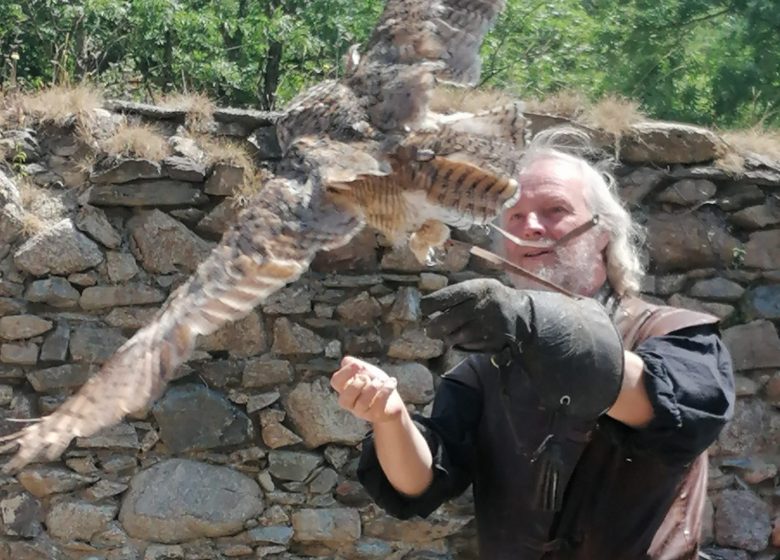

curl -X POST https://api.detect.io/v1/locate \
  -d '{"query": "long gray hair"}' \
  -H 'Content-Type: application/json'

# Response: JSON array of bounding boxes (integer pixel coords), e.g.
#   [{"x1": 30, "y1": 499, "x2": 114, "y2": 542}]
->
[{"x1": 510, "y1": 127, "x2": 646, "y2": 296}]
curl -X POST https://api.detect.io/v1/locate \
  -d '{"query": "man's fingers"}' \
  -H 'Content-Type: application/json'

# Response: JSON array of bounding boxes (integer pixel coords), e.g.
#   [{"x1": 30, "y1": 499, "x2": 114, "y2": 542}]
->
[
  {"x1": 353, "y1": 378, "x2": 383, "y2": 415},
  {"x1": 420, "y1": 284, "x2": 475, "y2": 316},
  {"x1": 337, "y1": 374, "x2": 368, "y2": 410},
  {"x1": 424, "y1": 297, "x2": 476, "y2": 339},
  {"x1": 330, "y1": 360, "x2": 360, "y2": 393}
]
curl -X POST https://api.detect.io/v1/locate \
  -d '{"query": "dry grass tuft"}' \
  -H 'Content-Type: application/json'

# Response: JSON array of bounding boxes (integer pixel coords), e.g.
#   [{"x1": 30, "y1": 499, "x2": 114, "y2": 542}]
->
[
  {"x1": 101, "y1": 121, "x2": 171, "y2": 160},
  {"x1": 160, "y1": 92, "x2": 216, "y2": 132},
  {"x1": 19, "y1": 84, "x2": 104, "y2": 128},
  {"x1": 714, "y1": 151, "x2": 747, "y2": 175},
  {"x1": 17, "y1": 177, "x2": 64, "y2": 236},
  {"x1": 197, "y1": 135, "x2": 262, "y2": 204},
  {"x1": 429, "y1": 86, "x2": 516, "y2": 114},
  {"x1": 524, "y1": 89, "x2": 590, "y2": 120},
  {"x1": 721, "y1": 127, "x2": 780, "y2": 162},
  {"x1": 584, "y1": 94, "x2": 646, "y2": 137}
]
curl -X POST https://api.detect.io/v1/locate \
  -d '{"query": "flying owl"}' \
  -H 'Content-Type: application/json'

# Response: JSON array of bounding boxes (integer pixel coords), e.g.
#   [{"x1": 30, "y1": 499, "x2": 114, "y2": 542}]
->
[{"x1": 1, "y1": 0, "x2": 526, "y2": 472}]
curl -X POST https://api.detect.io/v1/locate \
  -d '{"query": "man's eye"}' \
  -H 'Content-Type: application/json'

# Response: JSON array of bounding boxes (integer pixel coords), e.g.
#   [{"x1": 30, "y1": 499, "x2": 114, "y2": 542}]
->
[{"x1": 550, "y1": 206, "x2": 570, "y2": 215}]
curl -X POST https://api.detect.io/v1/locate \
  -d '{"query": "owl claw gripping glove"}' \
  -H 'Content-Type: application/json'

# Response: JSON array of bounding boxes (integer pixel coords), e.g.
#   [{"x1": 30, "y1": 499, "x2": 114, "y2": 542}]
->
[{"x1": 420, "y1": 278, "x2": 625, "y2": 420}]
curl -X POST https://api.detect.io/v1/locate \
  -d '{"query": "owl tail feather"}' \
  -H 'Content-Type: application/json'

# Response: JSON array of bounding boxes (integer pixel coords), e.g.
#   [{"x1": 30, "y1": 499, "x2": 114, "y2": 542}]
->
[{"x1": 0, "y1": 248, "x2": 308, "y2": 473}]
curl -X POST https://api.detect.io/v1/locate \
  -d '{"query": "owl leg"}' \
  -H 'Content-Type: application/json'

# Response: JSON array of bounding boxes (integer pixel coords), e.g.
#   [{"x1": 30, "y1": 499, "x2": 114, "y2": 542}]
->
[{"x1": 409, "y1": 219, "x2": 450, "y2": 265}]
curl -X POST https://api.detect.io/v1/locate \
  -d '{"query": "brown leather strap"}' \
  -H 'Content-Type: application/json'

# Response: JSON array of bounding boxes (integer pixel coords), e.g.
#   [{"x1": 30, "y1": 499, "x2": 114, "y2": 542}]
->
[{"x1": 616, "y1": 296, "x2": 719, "y2": 351}]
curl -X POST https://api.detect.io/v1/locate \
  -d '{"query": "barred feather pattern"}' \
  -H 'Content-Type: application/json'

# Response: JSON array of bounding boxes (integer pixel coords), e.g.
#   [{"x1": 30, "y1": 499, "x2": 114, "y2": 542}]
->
[{"x1": 0, "y1": 177, "x2": 362, "y2": 473}]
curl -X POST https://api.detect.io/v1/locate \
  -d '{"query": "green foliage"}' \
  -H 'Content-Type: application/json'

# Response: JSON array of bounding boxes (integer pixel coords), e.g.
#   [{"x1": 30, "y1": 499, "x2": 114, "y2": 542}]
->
[{"x1": 1, "y1": 0, "x2": 777, "y2": 127}]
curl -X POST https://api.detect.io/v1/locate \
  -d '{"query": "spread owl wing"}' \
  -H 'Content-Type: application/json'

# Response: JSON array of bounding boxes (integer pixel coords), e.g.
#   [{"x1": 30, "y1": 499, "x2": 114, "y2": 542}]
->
[
  {"x1": 348, "y1": 0, "x2": 507, "y2": 131},
  {"x1": 0, "y1": 173, "x2": 363, "y2": 473}
]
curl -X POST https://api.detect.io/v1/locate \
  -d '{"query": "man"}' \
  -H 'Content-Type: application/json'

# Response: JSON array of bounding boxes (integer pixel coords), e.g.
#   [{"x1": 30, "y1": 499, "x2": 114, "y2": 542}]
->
[{"x1": 330, "y1": 134, "x2": 735, "y2": 559}]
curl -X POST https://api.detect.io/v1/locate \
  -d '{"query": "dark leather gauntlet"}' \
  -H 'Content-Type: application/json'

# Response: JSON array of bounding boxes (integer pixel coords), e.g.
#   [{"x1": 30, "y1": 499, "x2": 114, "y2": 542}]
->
[{"x1": 421, "y1": 278, "x2": 625, "y2": 420}]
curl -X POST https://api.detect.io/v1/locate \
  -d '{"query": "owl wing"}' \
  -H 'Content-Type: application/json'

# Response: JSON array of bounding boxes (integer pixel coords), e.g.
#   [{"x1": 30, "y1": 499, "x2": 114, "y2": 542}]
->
[
  {"x1": 400, "y1": 101, "x2": 527, "y2": 227},
  {"x1": 0, "y1": 176, "x2": 363, "y2": 473},
  {"x1": 349, "y1": 0, "x2": 507, "y2": 131},
  {"x1": 364, "y1": 0, "x2": 506, "y2": 84}
]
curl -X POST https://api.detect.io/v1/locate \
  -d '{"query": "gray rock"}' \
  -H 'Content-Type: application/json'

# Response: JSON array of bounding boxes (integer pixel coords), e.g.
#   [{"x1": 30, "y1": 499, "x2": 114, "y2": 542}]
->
[
  {"x1": 381, "y1": 242, "x2": 471, "y2": 273},
  {"x1": 718, "y1": 398, "x2": 766, "y2": 455},
  {"x1": 743, "y1": 230, "x2": 780, "y2": 270},
  {"x1": 621, "y1": 122, "x2": 726, "y2": 164},
  {"x1": 104, "y1": 307, "x2": 158, "y2": 329},
  {"x1": 291, "y1": 508, "x2": 361, "y2": 542},
  {"x1": 119, "y1": 458, "x2": 264, "y2": 543},
  {"x1": 311, "y1": 228, "x2": 378, "y2": 273},
  {"x1": 39, "y1": 321, "x2": 70, "y2": 362},
  {"x1": 152, "y1": 384, "x2": 255, "y2": 453},
  {"x1": 384, "y1": 362, "x2": 435, "y2": 404},
  {"x1": 246, "y1": 391, "x2": 281, "y2": 413},
  {"x1": 84, "y1": 479, "x2": 129, "y2": 501},
  {"x1": 76, "y1": 422, "x2": 139, "y2": 450},
  {"x1": 617, "y1": 167, "x2": 666, "y2": 205},
  {"x1": 106, "y1": 251, "x2": 140, "y2": 283},
  {"x1": 0, "y1": 297, "x2": 26, "y2": 316},
  {"x1": 722, "y1": 320, "x2": 780, "y2": 370},
  {"x1": 272, "y1": 318, "x2": 325, "y2": 355},
  {"x1": 144, "y1": 544, "x2": 185, "y2": 560},
  {"x1": 262, "y1": 421, "x2": 303, "y2": 449},
  {"x1": 667, "y1": 294, "x2": 734, "y2": 320},
  {"x1": 0, "y1": 384, "x2": 12, "y2": 405},
  {"x1": 688, "y1": 278, "x2": 745, "y2": 302},
  {"x1": 0, "y1": 488, "x2": 43, "y2": 537},
  {"x1": 198, "y1": 310, "x2": 266, "y2": 357},
  {"x1": 80, "y1": 283, "x2": 165, "y2": 310},
  {"x1": 0, "y1": 537, "x2": 69, "y2": 560},
  {"x1": 714, "y1": 489, "x2": 771, "y2": 552},
  {"x1": 25, "y1": 277, "x2": 80, "y2": 308},
  {"x1": 387, "y1": 287, "x2": 421, "y2": 322},
  {"x1": 335, "y1": 292, "x2": 382, "y2": 327},
  {"x1": 0, "y1": 315, "x2": 52, "y2": 340},
  {"x1": 247, "y1": 126, "x2": 283, "y2": 159},
  {"x1": 204, "y1": 164, "x2": 245, "y2": 196},
  {"x1": 74, "y1": 205, "x2": 122, "y2": 249},
  {"x1": 742, "y1": 285, "x2": 780, "y2": 320},
  {"x1": 699, "y1": 549, "x2": 749, "y2": 560},
  {"x1": 45, "y1": 497, "x2": 118, "y2": 540},
  {"x1": 0, "y1": 195, "x2": 24, "y2": 248},
  {"x1": 419, "y1": 273, "x2": 449, "y2": 293},
  {"x1": 656, "y1": 179, "x2": 717, "y2": 206},
  {"x1": 645, "y1": 212, "x2": 741, "y2": 272},
  {"x1": 309, "y1": 468, "x2": 338, "y2": 494},
  {"x1": 388, "y1": 328, "x2": 445, "y2": 360},
  {"x1": 69, "y1": 325, "x2": 127, "y2": 363},
  {"x1": 196, "y1": 198, "x2": 239, "y2": 237},
  {"x1": 246, "y1": 525, "x2": 294, "y2": 545},
  {"x1": 363, "y1": 512, "x2": 472, "y2": 543},
  {"x1": 89, "y1": 180, "x2": 208, "y2": 207},
  {"x1": 162, "y1": 155, "x2": 207, "y2": 182},
  {"x1": 90, "y1": 158, "x2": 163, "y2": 184},
  {"x1": 128, "y1": 209, "x2": 213, "y2": 274},
  {"x1": 17, "y1": 466, "x2": 97, "y2": 497},
  {"x1": 68, "y1": 271, "x2": 98, "y2": 286},
  {"x1": 729, "y1": 204, "x2": 780, "y2": 230},
  {"x1": 263, "y1": 284, "x2": 312, "y2": 315},
  {"x1": 0, "y1": 342, "x2": 38, "y2": 364},
  {"x1": 284, "y1": 377, "x2": 368, "y2": 447},
  {"x1": 14, "y1": 218, "x2": 104, "y2": 276},
  {"x1": 26, "y1": 363, "x2": 93, "y2": 392},
  {"x1": 716, "y1": 182, "x2": 766, "y2": 211},
  {"x1": 267, "y1": 450, "x2": 322, "y2": 481}
]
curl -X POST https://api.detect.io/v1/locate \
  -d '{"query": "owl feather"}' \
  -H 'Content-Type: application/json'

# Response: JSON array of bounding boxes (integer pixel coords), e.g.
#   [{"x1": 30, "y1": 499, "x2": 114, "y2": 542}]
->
[{"x1": 1, "y1": 0, "x2": 527, "y2": 473}]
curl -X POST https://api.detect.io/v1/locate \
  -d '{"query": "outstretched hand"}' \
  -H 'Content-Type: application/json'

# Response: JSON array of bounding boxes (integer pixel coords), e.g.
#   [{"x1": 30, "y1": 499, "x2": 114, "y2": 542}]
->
[{"x1": 331, "y1": 356, "x2": 407, "y2": 424}]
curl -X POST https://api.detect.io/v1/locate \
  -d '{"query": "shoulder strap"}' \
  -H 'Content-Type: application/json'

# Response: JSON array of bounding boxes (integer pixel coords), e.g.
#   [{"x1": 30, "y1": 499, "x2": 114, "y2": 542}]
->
[{"x1": 615, "y1": 296, "x2": 719, "y2": 351}]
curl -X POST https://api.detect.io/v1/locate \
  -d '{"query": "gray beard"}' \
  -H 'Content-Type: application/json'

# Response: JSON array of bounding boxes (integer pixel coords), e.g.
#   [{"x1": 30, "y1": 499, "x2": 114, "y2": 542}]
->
[{"x1": 507, "y1": 232, "x2": 602, "y2": 295}]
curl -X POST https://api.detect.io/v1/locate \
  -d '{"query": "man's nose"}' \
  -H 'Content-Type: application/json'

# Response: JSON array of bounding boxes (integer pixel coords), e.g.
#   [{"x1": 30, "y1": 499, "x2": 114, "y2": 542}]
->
[{"x1": 520, "y1": 212, "x2": 545, "y2": 239}]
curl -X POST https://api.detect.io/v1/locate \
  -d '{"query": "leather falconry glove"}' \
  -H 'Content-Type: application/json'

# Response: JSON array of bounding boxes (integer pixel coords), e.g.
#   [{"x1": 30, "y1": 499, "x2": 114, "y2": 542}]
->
[{"x1": 420, "y1": 278, "x2": 625, "y2": 420}]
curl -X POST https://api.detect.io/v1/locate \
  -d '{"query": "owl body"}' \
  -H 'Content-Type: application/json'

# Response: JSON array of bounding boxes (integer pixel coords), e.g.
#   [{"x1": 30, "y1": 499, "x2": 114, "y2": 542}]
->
[{"x1": 1, "y1": 0, "x2": 524, "y2": 472}]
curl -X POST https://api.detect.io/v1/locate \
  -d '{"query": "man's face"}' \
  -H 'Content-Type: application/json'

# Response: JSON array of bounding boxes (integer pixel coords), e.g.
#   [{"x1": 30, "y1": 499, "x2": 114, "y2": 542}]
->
[{"x1": 500, "y1": 157, "x2": 608, "y2": 294}]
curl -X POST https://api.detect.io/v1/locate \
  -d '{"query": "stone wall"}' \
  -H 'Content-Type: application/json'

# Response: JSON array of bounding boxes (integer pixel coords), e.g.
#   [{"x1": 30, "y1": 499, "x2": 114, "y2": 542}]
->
[{"x1": 0, "y1": 101, "x2": 779, "y2": 560}]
